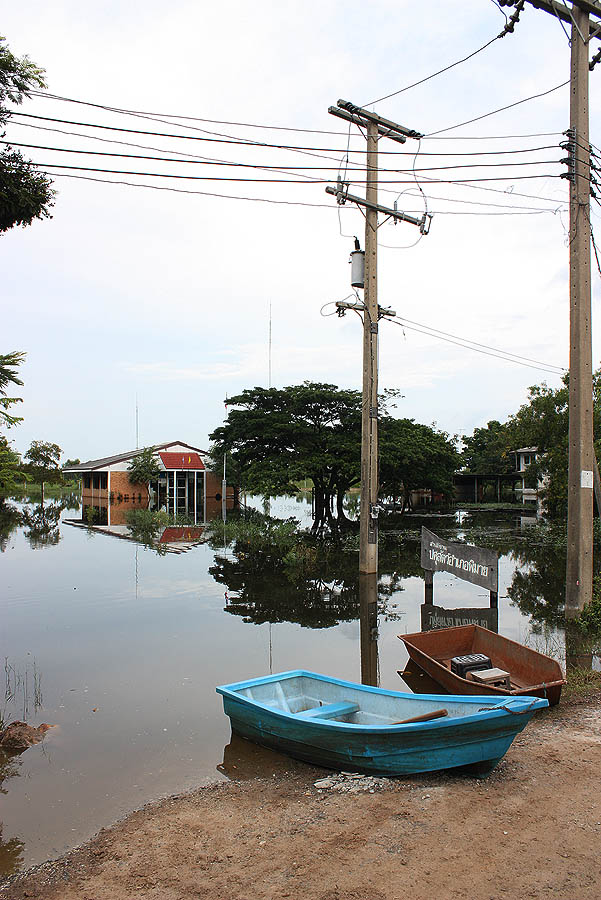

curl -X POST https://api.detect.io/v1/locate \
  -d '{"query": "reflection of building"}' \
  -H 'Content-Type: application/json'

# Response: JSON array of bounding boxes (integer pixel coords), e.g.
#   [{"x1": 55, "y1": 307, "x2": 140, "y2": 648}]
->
[{"x1": 63, "y1": 441, "x2": 236, "y2": 525}]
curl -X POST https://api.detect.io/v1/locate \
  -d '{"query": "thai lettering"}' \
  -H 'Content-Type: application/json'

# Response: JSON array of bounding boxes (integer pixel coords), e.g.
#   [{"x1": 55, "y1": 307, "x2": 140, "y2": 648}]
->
[{"x1": 428, "y1": 548, "x2": 488, "y2": 578}]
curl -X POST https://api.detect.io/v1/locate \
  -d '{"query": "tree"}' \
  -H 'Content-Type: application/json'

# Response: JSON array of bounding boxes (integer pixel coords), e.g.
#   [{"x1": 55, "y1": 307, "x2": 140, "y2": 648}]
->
[
  {"x1": 127, "y1": 447, "x2": 161, "y2": 485},
  {"x1": 210, "y1": 382, "x2": 365, "y2": 531},
  {"x1": 0, "y1": 350, "x2": 25, "y2": 428},
  {"x1": 461, "y1": 420, "x2": 514, "y2": 474},
  {"x1": 0, "y1": 435, "x2": 23, "y2": 502},
  {"x1": 0, "y1": 36, "x2": 54, "y2": 233},
  {"x1": 23, "y1": 440, "x2": 62, "y2": 502},
  {"x1": 379, "y1": 418, "x2": 459, "y2": 511}
]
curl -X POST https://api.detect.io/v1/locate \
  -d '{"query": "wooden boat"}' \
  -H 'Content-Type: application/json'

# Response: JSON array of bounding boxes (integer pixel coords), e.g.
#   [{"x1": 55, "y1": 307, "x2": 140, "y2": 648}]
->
[
  {"x1": 400, "y1": 625, "x2": 565, "y2": 706},
  {"x1": 216, "y1": 670, "x2": 548, "y2": 777}
]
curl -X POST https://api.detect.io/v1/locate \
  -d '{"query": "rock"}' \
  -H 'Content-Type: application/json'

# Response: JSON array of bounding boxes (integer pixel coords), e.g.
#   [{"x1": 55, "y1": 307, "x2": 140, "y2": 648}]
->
[{"x1": 0, "y1": 721, "x2": 54, "y2": 753}]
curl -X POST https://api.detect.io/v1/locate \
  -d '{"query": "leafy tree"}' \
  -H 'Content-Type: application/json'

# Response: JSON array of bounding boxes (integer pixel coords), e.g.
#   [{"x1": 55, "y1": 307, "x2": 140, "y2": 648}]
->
[
  {"x1": 210, "y1": 382, "x2": 365, "y2": 531},
  {"x1": 23, "y1": 439, "x2": 62, "y2": 503},
  {"x1": 127, "y1": 447, "x2": 161, "y2": 485},
  {"x1": 0, "y1": 36, "x2": 54, "y2": 233},
  {"x1": 0, "y1": 350, "x2": 25, "y2": 428},
  {"x1": 0, "y1": 436, "x2": 24, "y2": 503},
  {"x1": 379, "y1": 418, "x2": 459, "y2": 510},
  {"x1": 461, "y1": 420, "x2": 514, "y2": 474}
]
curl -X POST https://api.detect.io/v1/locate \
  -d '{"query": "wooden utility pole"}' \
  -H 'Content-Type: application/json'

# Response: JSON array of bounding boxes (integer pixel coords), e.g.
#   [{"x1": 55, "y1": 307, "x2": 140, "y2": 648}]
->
[
  {"x1": 566, "y1": 3, "x2": 594, "y2": 616},
  {"x1": 326, "y1": 100, "x2": 429, "y2": 574}
]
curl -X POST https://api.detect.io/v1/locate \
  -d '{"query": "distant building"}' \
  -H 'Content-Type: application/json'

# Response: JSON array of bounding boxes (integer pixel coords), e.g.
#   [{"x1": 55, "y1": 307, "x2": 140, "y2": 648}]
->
[
  {"x1": 63, "y1": 440, "x2": 236, "y2": 526},
  {"x1": 513, "y1": 446, "x2": 546, "y2": 507}
]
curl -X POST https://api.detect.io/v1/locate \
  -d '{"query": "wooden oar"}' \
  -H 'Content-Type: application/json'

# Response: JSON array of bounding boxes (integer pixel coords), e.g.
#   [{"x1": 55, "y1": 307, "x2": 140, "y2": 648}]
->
[{"x1": 391, "y1": 708, "x2": 448, "y2": 725}]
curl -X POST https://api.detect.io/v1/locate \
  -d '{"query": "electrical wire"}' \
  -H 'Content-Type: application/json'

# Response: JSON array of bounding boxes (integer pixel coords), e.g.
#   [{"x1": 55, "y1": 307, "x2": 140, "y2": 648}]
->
[
  {"x1": 28, "y1": 89, "x2": 350, "y2": 136},
  {"x1": 0, "y1": 139, "x2": 563, "y2": 173},
  {"x1": 426, "y1": 81, "x2": 570, "y2": 137},
  {"x1": 44, "y1": 170, "x2": 338, "y2": 207},
  {"x1": 27, "y1": 161, "x2": 564, "y2": 184},
  {"x1": 387, "y1": 317, "x2": 565, "y2": 375},
  {"x1": 392, "y1": 314, "x2": 564, "y2": 369},
  {"x1": 364, "y1": 0, "x2": 526, "y2": 106}
]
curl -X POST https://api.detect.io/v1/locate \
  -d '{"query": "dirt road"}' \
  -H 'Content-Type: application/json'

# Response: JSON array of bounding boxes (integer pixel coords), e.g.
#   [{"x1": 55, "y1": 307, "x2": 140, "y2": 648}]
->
[{"x1": 2, "y1": 692, "x2": 600, "y2": 900}]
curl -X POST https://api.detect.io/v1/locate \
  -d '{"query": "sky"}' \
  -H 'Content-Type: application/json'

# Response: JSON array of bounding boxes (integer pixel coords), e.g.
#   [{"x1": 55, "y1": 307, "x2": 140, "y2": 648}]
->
[{"x1": 2, "y1": 0, "x2": 600, "y2": 462}]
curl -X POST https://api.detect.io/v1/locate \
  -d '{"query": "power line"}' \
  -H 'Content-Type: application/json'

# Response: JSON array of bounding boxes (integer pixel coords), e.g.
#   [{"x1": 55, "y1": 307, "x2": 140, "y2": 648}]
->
[
  {"x1": 0, "y1": 139, "x2": 562, "y2": 173},
  {"x1": 427, "y1": 80, "x2": 570, "y2": 137},
  {"x1": 387, "y1": 317, "x2": 565, "y2": 375},
  {"x1": 5, "y1": 121, "x2": 564, "y2": 159},
  {"x1": 42, "y1": 169, "x2": 566, "y2": 216},
  {"x1": 392, "y1": 314, "x2": 565, "y2": 369},
  {"x1": 26, "y1": 161, "x2": 564, "y2": 184},
  {"x1": 29, "y1": 89, "x2": 350, "y2": 136},
  {"x1": 365, "y1": 0, "x2": 527, "y2": 106}
]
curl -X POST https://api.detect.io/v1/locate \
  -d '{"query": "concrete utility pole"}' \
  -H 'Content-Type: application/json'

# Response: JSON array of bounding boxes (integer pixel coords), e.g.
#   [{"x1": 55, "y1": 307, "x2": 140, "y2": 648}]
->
[
  {"x1": 566, "y1": 3, "x2": 594, "y2": 615},
  {"x1": 500, "y1": 1, "x2": 601, "y2": 615},
  {"x1": 327, "y1": 100, "x2": 430, "y2": 574},
  {"x1": 361, "y1": 119, "x2": 380, "y2": 574}
]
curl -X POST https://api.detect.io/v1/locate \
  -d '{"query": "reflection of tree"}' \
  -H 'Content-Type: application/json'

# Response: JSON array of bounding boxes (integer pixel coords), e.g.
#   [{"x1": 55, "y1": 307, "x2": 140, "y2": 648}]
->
[
  {"x1": 0, "y1": 752, "x2": 25, "y2": 877},
  {"x1": 0, "y1": 503, "x2": 21, "y2": 553},
  {"x1": 21, "y1": 500, "x2": 68, "y2": 548},
  {"x1": 208, "y1": 515, "x2": 422, "y2": 628}
]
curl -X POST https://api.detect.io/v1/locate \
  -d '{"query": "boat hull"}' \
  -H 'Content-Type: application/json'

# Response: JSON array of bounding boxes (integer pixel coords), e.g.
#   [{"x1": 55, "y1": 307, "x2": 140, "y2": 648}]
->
[
  {"x1": 217, "y1": 671, "x2": 547, "y2": 777},
  {"x1": 400, "y1": 625, "x2": 565, "y2": 706}
]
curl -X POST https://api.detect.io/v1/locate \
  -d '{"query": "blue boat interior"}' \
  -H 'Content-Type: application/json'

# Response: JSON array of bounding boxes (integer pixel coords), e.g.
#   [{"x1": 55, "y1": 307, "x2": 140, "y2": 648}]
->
[{"x1": 226, "y1": 673, "x2": 520, "y2": 727}]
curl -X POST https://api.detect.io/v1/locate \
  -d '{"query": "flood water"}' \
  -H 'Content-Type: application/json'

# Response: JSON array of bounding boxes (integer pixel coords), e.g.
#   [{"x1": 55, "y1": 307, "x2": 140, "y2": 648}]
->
[{"x1": 0, "y1": 496, "x2": 573, "y2": 876}]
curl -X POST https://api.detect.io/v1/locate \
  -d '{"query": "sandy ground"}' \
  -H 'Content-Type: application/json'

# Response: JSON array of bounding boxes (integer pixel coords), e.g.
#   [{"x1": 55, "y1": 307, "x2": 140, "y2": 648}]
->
[{"x1": 2, "y1": 693, "x2": 601, "y2": 900}]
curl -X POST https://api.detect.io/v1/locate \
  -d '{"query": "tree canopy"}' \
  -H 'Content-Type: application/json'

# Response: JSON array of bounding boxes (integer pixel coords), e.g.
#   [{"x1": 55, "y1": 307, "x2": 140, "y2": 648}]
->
[
  {"x1": 0, "y1": 350, "x2": 25, "y2": 428},
  {"x1": 210, "y1": 381, "x2": 458, "y2": 528},
  {"x1": 23, "y1": 440, "x2": 62, "y2": 501},
  {"x1": 0, "y1": 36, "x2": 55, "y2": 233},
  {"x1": 127, "y1": 447, "x2": 162, "y2": 485},
  {"x1": 461, "y1": 370, "x2": 601, "y2": 518}
]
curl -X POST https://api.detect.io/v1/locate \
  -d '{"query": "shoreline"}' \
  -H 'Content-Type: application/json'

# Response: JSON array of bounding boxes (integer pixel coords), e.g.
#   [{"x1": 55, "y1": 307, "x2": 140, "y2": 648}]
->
[{"x1": 2, "y1": 689, "x2": 601, "y2": 900}]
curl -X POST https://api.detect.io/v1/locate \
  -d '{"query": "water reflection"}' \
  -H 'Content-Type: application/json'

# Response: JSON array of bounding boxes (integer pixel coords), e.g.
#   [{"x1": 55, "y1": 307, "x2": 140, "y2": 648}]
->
[
  {"x1": 359, "y1": 574, "x2": 379, "y2": 686},
  {"x1": 1, "y1": 498, "x2": 599, "y2": 877},
  {"x1": 0, "y1": 503, "x2": 21, "y2": 553},
  {"x1": 0, "y1": 753, "x2": 25, "y2": 878},
  {"x1": 21, "y1": 501, "x2": 69, "y2": 549}
]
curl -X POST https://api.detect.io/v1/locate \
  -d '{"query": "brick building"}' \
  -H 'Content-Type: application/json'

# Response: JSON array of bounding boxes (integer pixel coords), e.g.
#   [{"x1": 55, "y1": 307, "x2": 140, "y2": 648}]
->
[{"x1": 63, "y1": 441, "x2": 236, "y2": 526}]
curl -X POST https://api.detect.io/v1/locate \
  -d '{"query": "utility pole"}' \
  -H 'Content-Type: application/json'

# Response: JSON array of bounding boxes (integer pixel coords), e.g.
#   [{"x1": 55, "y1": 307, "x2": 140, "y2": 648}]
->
[
  {"x1": 565, "y1": 3, "x2": 594, "y2": 615},
  {"x1": 326, "y1": 100, "x2": 430, "y2": 573},
  {"x1": 361, "y1": 119, "x2": 380, "y2": 574},
  {"x1": 500, "y1": 1, "x2": 601, "y2": 615}
]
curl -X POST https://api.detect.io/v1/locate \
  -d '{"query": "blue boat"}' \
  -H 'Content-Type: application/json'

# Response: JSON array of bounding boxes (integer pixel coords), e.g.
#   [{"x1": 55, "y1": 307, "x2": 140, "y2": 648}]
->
[{"x1": 216, "y1": 670, "x2": 548, "y2": 777}]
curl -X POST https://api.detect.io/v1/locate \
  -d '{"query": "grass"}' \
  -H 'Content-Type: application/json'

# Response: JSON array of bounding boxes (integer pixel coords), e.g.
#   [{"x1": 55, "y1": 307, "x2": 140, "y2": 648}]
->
[{"x1": 563, "y1": 667, "x2": 601, "y2": 701}]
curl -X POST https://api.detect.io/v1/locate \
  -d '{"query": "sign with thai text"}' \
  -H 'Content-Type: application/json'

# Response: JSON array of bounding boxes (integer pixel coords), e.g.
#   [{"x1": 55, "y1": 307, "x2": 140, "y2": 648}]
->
[{"x1": 421, "y1": 527, "x2": 498, "y2": 592}]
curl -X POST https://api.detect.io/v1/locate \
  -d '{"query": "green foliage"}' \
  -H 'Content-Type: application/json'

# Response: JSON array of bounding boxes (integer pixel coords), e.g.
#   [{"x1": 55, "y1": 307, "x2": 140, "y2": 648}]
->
[
  {"x1": 0, "y1": 148, "x2": 55, "y2": 232},
  {"x1": 461, "y1": 420, "x2": 514, "y2": 474},
  {"x1": 0, "y1": 350, "x2": 25, "y2": 428},
  {"x1": 461, "y1": 369, "x2": 601, "y2": 518},
  {"x1": 0, "y1": 435, "x2": 24, "y2": 499},
  {"x1": 125, "y1": 507, "x2": 170, "y2": 554},
  {"x1": 127, "y1": 447, "x2": 161, "y2": 485},
  {"x1": 0, "y1": 37, "x2": 55, "y2": 233},
  {"x1": 23, "y1": 439, "x2": 62, "y2": 487},
  {"x1": 210, "y1": 382, "x2": 455, "y2": 527},
  {"x1": 210, "y1": 382, "x2": 365, "y2": 529},
  {"x1": 379, "y1": 417, "x2": 459, "y2": 508}
]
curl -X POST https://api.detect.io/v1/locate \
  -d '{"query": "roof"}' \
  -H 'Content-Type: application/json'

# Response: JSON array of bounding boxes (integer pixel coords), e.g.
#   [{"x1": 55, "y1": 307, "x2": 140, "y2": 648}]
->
[
  {"x1": 62, "y1": 441, "x2": 208, "y2": 472},
  {"x1": 159, "y1": 452, "x2": 205, "y2": 470},
  {"x1": 513, "y1": 447, "x2": 538, "y2": 454}
]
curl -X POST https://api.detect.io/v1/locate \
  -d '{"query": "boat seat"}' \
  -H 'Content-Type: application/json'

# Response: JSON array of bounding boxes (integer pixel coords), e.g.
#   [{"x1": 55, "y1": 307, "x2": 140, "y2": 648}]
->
[{"x1": 296, "y1": 701, "x2": 360, "y2": 720}]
